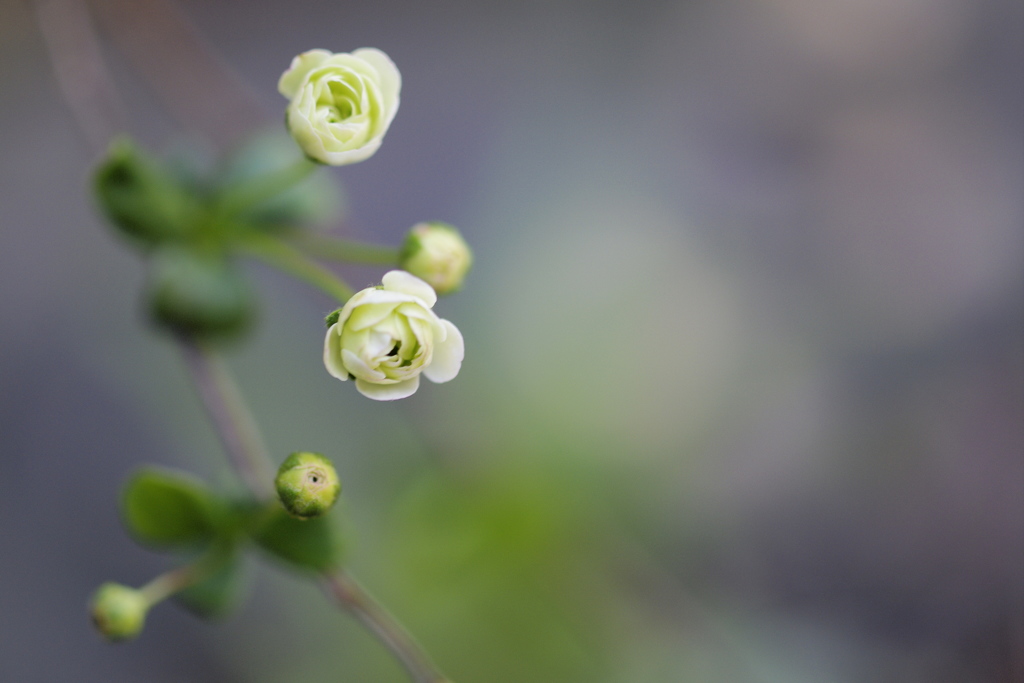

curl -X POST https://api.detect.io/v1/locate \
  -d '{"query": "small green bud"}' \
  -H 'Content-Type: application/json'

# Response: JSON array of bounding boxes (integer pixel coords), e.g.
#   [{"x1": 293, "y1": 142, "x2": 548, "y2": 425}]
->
[
  {"x1": 90, "y1": 583, "x2": 148, "y2": 642},
  {"x1": 274, "y1": 452, "x2": 340, "y2": 519},
  {"x1": 94, "y1": 138, "x2": 196, "y2": 246},
  {"x1": 399, "y1": 222, "x2": 472, "y2": 295},
  {"x1": 147, "y1": 247, "x2": 256, "y2": 341}
]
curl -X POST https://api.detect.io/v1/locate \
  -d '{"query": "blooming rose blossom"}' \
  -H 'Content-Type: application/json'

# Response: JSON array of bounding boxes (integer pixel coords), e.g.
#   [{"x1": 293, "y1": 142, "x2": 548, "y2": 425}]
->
[
  {"x1": 279, "y1": 48, "x2": 400, "y2": 166},
  {"x1": 323, "y1": 271, "x2": 464, "y2": 400}
]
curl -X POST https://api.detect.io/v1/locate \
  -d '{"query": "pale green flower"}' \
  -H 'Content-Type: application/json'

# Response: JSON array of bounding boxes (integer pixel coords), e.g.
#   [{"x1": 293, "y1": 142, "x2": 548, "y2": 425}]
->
[
  {"x1": 279, "y1": 48, "x2": 400, "y2": 166},
  {"x1": 399, "y1": 222, "x2": 473, "y2": 294},
  {"x1": 324, "y1": 271, "x2": 464, "y2": 401}
]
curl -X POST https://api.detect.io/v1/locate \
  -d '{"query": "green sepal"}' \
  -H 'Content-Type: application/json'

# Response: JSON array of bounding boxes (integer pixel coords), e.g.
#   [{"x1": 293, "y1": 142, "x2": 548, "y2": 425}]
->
[
  {"x1": 174, "y1": 551, "x2": 247, "y2": 619},
  {"x1": 250, "y1": 504, "x2": 344, "y2": 572},
  {"x1": 120, "y1": 467, "x2": 225, "y2": 550},
  {"x1": 324, "y1": 308, "x2": 342, "y2": 327},
  {"x1": 147, "y1": 246, "x2": 257, "y2": 341},
  {"x1": 93, "y1": 138, "x2": 199, "y2": 247}
]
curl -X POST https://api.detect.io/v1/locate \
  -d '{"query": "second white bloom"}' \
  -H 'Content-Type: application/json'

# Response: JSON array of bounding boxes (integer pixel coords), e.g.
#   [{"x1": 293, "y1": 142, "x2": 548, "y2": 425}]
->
[{"x1": 323, "y1": 271, "x2": 464, "y2": 401}]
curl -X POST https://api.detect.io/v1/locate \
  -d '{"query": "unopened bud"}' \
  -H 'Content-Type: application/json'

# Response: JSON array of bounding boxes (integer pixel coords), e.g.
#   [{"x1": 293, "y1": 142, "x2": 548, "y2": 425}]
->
[
  {"x1": 275, "y1": 452, "x2": 341, "y2": 519},
  {"x1": 399, "y1": 222, "x2": 472, "y2": 295},
  {"x1": 90, "y1": 583, "x2": 148, "y2": 642}
]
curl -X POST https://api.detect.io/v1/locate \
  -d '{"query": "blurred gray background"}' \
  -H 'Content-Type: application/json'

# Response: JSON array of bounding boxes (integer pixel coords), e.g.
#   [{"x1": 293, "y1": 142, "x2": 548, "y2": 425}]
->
[{"x1": 1, "y1": 0, "x2": 1022, "y2": 681}]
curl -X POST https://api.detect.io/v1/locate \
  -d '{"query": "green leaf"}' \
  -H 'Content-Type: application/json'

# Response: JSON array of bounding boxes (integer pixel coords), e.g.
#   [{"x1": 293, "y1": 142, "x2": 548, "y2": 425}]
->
[
  {"x1": 121, "y1": 468, "x2": 224, "y2": 549},
  {"x1": 93, "y1": 138, "x2": 199, "y2": 246},
  {"x1": 146, "y1": 246, "x2": 257, "y2": 341},
  {"x1": 175, "y1": 552, "x2": 247, "y2": 619},
  {"x1": 250, "y1": 505, "x2": 344, "y2": 572}
]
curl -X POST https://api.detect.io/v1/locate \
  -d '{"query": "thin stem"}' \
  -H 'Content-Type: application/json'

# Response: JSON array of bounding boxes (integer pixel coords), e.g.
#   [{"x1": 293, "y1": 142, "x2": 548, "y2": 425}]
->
[
  {"x1": 33, "y1": 0, "x2": 128, "y2": 156},
  {"x1": 238, "y1": 234, "x2": 355, "y2": 302},
  {"x1": 178, "y1": 338, "x2": 276, "y2": 499},
  {"x1": 90, "y1": 0, "x2": 266, "y2": 147},
  {"x1": 287, "y1": 232, "x2": 402, "y2": 266},
  {"x1": 178, "y1": 336, "x2": 449, "y2": 682},
  {"x1": 138, "y1": 548, "x2": 226, "y2": 606},
  {"x1": 324, "y1": 571, "x2": 449, "y2": 683},
  {"x1": 40, "y1": 2, "x2": 444, "y2": 677},
  {"x1": 218, "y1": 156, "x2": 318, "y2": 217}
]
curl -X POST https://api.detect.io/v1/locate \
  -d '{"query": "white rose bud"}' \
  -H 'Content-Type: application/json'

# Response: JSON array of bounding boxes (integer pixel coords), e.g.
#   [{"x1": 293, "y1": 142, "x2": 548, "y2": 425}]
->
[
  {"x1": 399, "y1": 222, "x2": 473, "y2": 295},
  {"x1": 278, "y1": 48, "x2": 401, "y2": 166},
  {"x1": 324, "y1": 271, "x2": 464, "y2": 401}
]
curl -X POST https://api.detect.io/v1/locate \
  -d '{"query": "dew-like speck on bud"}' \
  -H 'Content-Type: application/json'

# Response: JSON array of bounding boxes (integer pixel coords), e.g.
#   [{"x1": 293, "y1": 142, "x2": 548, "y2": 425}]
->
[
  {"x1": 90, "y1": 583, "x2": 149, "y2": 642},
  {"x1": 275, "y1": 452, "x2": 341, "y2": 519}
]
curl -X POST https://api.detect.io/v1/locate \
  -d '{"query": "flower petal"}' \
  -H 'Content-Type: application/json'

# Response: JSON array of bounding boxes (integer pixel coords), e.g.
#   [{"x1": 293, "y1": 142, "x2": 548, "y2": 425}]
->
[
  {"x1": 334, "y1": 289, "x2": 413, "y2": 331},
  {"x1": 278, "y1": 49, "x2": 333, "y2": 99},
  {"x1": 355, "y1": 375, "x2": 420, "y2": 401},
  {"x1": 342, "y1": 349, "x2": 387, "y2": 382},
  {"x1": 382, "y1": 270, "x2": 437, "y2": 307},
  {"x1": 351, "y1": 48, "x2": 401, "y2": 123},
  {"x1": 323, "y1": 324, "x2": 348, "y2": 381},
  {"x1": 422, "y1": 319, "x2": 463, "y2": 384},
  {"x1": 345, "y1": 302, "x2": 399, "y2": 331}
]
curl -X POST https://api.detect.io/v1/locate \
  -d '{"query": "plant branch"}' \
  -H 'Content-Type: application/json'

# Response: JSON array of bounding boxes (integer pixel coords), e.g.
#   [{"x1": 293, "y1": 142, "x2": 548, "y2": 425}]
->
[
  {"x1": 178, "y1": 337, "x2": 450, "y2": 683},
  {"x1": 218, "y1": 156, "x2": 318, "y2": 218},
  {"x1": 138, "y1": 546, "x2": 228, "y2": 606},
  {"x1": 178, "y1": 338, "x2": 276, "y2": 499},
  {"x1": 33, "y1": 0, "x2": 127, "y2": 156},
  {"x1": 238, "y1": 233, "x2": 355, "y2": 302},
  {"x1": 287, "y1": 232, "x2": 402, "y2": 266},
  {"x1": 324, "y1": 571, "x2": 449, "y2": 683},
  {"x1": 89, "y1": 0, "x2": 266, "y2": 147}
]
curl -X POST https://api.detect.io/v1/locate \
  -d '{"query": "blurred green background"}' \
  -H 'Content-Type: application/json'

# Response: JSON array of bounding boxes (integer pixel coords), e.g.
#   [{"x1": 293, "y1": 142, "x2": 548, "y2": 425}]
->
[{"x1": 1, "y1": 0, "x2": 1021, "y2": 681}]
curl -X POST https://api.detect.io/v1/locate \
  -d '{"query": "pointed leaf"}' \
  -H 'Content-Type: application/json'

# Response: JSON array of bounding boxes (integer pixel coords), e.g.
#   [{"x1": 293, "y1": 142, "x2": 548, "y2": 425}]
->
[
  {"x1": 175, "y1": 553, "x2": 247, "y2": 619},
  {"x1": 121, "y1": 468, "x2": 223, "y2": 549},
  {"x1": 251, "y1": 505, "x2": 344, "y2": 572}
]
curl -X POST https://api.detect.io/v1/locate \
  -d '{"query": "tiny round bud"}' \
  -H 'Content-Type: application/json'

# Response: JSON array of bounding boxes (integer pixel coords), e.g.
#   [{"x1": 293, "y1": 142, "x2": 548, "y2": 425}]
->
[
  {"x1": 90, "y1": 583, "x2": 148, "y2": 642},
  {"x1": 399, "y1": 222, "x2": 472, "y2": 295},
  {"x1": 147, "y1": 246, "x2": 256, "y2": 341},
  {"x1": 275, "y1": 452, "x2": 341, "y2": 519}
]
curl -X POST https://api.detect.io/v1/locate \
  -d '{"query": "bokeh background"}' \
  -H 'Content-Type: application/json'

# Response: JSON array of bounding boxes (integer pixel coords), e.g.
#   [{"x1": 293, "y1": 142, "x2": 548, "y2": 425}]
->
[{"x1": 1, "y1": 0, "x2": 1022, "y2": 681}]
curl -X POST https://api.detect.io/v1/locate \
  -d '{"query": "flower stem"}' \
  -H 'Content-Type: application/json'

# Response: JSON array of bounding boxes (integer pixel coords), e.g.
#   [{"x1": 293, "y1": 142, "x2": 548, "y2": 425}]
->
[
  {"x1": 238, "y1": 233, "x2": 355, "y2": 302},
  {"x1": 178, "y1": 336, "x2": 451, "y2": 683},
  {"x1": 218, "y1": 156, "x2": 318, "y2": 217},
  {"x1": 287, "y1": 232, "x2": 402, "y2": 266},
  {"x1": 178, "y1": 338, "x2": 276, "y2": 499},
  {"x1": 324, "y1": 571, "x2": 449, "y2": 683},
  {"x1": 138, "y1": 547, "x2": 229, "y2": 606}
]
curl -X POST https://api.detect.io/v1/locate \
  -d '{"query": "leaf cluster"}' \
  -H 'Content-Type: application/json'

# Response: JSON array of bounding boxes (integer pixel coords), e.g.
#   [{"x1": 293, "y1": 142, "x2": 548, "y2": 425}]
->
[
  {"x1": 122, "y1": 467, "x2": 345, "y2": 617},
  {"x1": 93, "y1": 136, "x2": 335, "y2": 342}
]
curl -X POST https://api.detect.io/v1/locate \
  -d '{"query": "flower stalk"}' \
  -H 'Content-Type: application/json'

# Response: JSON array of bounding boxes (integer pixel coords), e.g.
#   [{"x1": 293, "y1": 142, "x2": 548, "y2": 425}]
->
[
  {"x1": 237, "y1": 233, "x2": 355, "y2": 302},
  {"x1": 287, "y1": 232, "x2": 401, "y2": 265},
  {"x1": 178, "y1": 338, "x2": 276, "y2": 499},
  {"x1": 178, "y1": 334, "x2": 452, "y2": 683},
  {"x1": 324, "y1": 571, "x2": 449, "y2": 683},
  {"x1": 217, "y1": 155, "x2": 318, "y2": 217}
]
